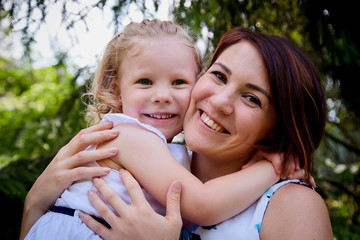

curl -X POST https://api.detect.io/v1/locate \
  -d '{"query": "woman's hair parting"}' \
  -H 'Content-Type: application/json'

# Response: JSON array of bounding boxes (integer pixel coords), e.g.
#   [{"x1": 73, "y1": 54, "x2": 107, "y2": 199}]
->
[
  {"x1": 210, "y1": 27, "x2": 326, "y2": 180},
  {"x1": 85, "y1": 19, "x2": 203, "y2": 124}
]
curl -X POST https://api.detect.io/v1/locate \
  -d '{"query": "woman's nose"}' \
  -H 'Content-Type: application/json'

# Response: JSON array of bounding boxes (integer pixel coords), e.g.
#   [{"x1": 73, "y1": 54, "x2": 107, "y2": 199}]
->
[
  {"x1": 209, "y1": 90, "x2": 234, "y2": 115},
  {"x1": 151, "y1": 86, "x2": 173, "y2": 104}
]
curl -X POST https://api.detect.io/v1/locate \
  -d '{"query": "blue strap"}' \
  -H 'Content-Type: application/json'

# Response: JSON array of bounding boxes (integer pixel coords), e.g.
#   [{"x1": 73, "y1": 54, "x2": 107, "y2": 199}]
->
[
  {"x1": 50, "y1": 206, "x2": 75, "y2": 216},
  {"x1": 50, "y1": 206, "x2": 111, "y2": 228}
]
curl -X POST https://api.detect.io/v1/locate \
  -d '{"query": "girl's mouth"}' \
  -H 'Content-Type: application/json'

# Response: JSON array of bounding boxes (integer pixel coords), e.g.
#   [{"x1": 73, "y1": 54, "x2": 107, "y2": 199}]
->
[
  {"x1": 147, "y1": 114, "x2": 174, "y2": 119},
  {"x1": 200, "y1": 111, "x2": 227, "y2": 133}
]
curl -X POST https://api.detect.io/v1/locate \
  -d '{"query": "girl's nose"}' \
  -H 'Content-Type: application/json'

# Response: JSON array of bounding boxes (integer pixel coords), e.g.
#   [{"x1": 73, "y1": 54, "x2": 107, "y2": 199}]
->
[{"x1": 151, "y1": 86, "x2": 173, "y2": 104}]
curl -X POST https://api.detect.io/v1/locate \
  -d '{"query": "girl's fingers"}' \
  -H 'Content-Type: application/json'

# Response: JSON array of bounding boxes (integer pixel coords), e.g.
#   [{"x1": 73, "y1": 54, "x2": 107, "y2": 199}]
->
[
  {"x1": 261, "y1": 152, "x2": 283, "y2": 176},
  {"x1": 291, "y1": 169, "x2": 305, "y2": 179},
  {"x1": 283, "y1": 160, "x2": 295, "y2": 179},
  {"x1": 309, "y1": 176, "x2": 317, "y2": 189},
  {"x1": 241, "y1": 153, "x2": 259, "y2": 169}
]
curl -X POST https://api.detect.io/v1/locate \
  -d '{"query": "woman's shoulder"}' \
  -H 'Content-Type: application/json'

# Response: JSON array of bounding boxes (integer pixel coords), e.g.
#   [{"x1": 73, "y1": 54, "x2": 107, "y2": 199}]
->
[
  {"x1": 271, "y1": 181, "x2": 320, "y2": 203},
  {"x1": 260, "y1": 182, "x2": 333, "y2": 240}
]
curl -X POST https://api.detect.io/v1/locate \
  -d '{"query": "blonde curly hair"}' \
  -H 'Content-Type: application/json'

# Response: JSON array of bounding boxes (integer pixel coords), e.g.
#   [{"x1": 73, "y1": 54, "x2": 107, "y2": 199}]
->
[{"x1": 85, "y1": 19, "x2": 203, "y2": 125}]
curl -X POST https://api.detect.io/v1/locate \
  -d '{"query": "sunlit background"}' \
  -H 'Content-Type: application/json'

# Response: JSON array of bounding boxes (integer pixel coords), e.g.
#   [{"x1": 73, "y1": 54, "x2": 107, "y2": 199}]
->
[{"x1": 1, "y1": 0, "x2": 173, "y2": 68}]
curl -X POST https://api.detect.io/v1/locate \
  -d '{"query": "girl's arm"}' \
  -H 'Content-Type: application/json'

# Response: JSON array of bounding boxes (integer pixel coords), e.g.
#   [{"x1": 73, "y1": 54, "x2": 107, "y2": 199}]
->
[
  {"x1": 20, "y1": 122, "x2": 119, "y2": 239},
  {"x1": 98, "y1": 123, "x2": 279, "y2": 226}
]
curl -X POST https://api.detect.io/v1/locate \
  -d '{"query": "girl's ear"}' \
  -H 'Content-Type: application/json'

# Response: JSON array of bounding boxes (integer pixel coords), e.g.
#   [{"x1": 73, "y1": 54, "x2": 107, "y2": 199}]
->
[
  {"x1": 111, "y1": 79, "x2": 122, "y2": 110},
  {"x1": 111, "y1": 80, "x2": 121, "y2": 100}
]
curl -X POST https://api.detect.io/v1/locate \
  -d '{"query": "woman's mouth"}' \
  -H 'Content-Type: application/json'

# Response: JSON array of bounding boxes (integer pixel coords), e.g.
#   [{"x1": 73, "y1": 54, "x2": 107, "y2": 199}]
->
[{"x1": 200, "y1": 111, "x2": 226, "y2": 133}]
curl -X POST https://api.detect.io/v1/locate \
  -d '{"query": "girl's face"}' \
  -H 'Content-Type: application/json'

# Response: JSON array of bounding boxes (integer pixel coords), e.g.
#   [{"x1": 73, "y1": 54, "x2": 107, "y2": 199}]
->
[
  {"x1": 184, "y1": 41, "x2": 277, "y2": 166},
  {"x1": 119, "y1": 37, "x2": 197, "y2": 141}
]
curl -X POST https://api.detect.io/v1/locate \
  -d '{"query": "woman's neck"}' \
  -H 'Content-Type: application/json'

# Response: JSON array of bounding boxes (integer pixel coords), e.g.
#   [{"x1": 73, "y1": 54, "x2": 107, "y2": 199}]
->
[{"x1": 191, "y1": 152, "x2": 247, "y2": 183}]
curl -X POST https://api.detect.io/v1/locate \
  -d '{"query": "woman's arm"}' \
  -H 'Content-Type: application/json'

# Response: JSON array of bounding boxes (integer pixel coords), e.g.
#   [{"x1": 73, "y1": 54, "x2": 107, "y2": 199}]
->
[
  {"x1": 20, "y1": 122, "x2": 120, "y2": 239},
  {"x1": 79, "y1": 170, "x2": 183, "y2": 240},
  {"x1": 98, "y1": 123, "x2": 279, "y2": 226},
  {"x1": 260, "y1": 183, "x2": 333, "y2": 240}
]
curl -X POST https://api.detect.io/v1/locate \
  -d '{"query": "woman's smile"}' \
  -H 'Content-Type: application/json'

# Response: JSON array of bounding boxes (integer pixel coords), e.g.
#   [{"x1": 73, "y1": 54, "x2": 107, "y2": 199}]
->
[{"x1": 200, "y1": 111, "x2": 226, "y2": 133}]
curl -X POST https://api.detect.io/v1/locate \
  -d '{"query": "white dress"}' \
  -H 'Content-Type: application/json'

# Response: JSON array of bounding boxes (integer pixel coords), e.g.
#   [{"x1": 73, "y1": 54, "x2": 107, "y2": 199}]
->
[{"x1": 25, "y1": 113, "x2": 190, "y2": 240}]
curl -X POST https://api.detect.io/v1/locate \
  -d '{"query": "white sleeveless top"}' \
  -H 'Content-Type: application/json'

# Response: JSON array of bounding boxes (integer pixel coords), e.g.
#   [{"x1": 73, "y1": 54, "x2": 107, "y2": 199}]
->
[{"x1": 181, "y1": 179, "x2": 312, "y2": 240}]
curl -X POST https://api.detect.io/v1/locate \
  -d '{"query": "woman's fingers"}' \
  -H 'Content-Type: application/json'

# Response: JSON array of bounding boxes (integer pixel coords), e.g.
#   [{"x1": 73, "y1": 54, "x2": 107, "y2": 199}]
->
[
  {"x1": 120, "y1": 169, "x2": 150, "y2": 207},
  {"x1": 79, "y1": 211, "x2": 114, "y2": 240},
  {"x1": 165, "y1": 181, "x2": 182, "y2": 230},
  {"x1": 49, "y1": 148, "x2": 118, "y2": 188},
  {"x1": 85, "y1": 172, "x2": 183, "y2": 240},
  {"x1": 63, "y1": 122, "x2": 119, "y2": 156},
  {"x1": 68, "y1": 147, "x2": 118, "y2": 168},
  {"x1": 87, "y1": 189, "x2": 118, "y2": 220},
  {"x1": 91, "y1": 177, "x2": 129, "y2": 217},
  {"x1": 67, "y1": 166, "x2": 112, "y2": 183}
]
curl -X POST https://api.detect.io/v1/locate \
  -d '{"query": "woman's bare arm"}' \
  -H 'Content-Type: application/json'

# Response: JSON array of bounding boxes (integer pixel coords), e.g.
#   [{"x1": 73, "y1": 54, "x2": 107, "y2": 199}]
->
[
  {"x1": 20, "y1": 122, "x2": 119, "y2": 239},
  {"x1": 260, "y1": 183, "x2": 333, "y2": 240}
]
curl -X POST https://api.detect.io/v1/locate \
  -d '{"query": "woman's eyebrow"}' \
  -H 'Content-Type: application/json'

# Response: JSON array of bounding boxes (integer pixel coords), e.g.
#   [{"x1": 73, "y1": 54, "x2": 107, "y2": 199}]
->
[
  {"x1": 214, "y1": 62, "x2": 232, "y2": 75},
  {"x1": 246, "y1": 83, "x2": 272, "y2": 102}
]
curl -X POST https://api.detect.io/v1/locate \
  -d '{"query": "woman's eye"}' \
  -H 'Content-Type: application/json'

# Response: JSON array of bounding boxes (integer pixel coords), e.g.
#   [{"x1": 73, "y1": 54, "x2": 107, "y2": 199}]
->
[
  {"x1": 138, "y1": 79, "x2": 152, "y2": 85},
  {"x1": 212, "y1": 71, "x2": 227, "y2": 83},
  {"x1": 172, "y1": 79, "x2": 186, "y2": 85},
  {"x1": 244, "y1": 95, "x2": 262, "y2": 107}
]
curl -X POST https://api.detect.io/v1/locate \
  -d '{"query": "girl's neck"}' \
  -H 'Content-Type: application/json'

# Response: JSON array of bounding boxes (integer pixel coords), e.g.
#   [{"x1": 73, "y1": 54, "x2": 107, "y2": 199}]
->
[{"x1": 191, "y1": 152, "x2": 246, "y2": 183}]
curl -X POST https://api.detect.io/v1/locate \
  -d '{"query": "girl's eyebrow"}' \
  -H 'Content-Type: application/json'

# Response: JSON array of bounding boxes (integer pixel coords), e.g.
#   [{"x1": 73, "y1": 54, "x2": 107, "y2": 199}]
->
[
  {"x1": 245, "y1": 83, "x2": 271, "y2": 103},
  {"x1": 214, "y1": 62, "x2": 232, "y2": 75}
]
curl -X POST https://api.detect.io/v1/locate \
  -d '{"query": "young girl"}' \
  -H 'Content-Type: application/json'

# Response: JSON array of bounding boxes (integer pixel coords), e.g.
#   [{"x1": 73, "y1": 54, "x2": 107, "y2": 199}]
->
[{"x1": 24, "y1": 19, "x2": 296, "y2": 239}]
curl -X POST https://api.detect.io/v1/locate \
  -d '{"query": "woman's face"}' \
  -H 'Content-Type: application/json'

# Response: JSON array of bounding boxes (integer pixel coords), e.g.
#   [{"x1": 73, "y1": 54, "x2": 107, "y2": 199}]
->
[{"x1": 184, "y1": 41, "x2": 277, "y2": 165}]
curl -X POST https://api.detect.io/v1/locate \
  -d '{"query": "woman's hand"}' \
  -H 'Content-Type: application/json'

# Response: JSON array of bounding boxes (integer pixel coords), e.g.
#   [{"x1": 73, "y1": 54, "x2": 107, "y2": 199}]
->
[
  {"x1": 20, "y1": 121, "x2": 119, "y2": 239},
  {"x1": 79, "y1": 170, "x2": 183, "y2": 240}
]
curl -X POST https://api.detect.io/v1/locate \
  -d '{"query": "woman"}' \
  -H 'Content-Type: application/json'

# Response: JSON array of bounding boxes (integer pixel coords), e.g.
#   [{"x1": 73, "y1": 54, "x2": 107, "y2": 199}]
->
[{"x1": 21, "y1": 26, "x2": 333, "y2": 239}]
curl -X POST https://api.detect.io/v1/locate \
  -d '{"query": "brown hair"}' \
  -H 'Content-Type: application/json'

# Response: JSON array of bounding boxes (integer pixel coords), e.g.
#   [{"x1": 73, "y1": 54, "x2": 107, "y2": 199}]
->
[
  {"x1": 85, "y1": 19, "x2": 203, "y2": 124},
  {"x1": 210, "y1": 27, "x2": 326, "y2": 179}
]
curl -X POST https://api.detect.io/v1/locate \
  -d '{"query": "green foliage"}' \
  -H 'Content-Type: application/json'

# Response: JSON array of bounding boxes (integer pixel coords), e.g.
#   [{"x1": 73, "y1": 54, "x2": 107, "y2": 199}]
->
[
  {"x1": 0, "y1": 55, "x2": 88, "y2": 238},
  {"x1": 0, "y1": 56, "x2": 87, "y2": 168}
]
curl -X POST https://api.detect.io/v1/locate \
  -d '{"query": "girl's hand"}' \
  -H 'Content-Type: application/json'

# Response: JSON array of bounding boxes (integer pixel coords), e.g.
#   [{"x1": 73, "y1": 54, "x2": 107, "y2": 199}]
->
[
  {"x1": 20, "y1": 121, "x2": 119, "y2": 239},
  {"x1": 79, "y1": 170, "x2": 183, "y2": 240},
  {"x1": 244, "y1": 151, "x2": 316, "y2": 188},
  {"x1": 243, "y1": 151, "x2": 299, "y2": 178}
]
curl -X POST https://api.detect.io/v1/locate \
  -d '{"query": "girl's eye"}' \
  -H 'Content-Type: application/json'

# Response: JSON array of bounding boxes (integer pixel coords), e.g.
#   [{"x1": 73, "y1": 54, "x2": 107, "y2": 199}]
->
[
  {"x1": 172, "y1": 79, "x2": 186, "y2": 85},
  {"x1": 212, "y1": 71, "x2": 227, "y2": 83},
  {"x1": 138, "y1": 79, "x2": 152, "y2": 85},
  {"x1": 244, "y1": 95, "x2": 262, "y2": 108}
]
